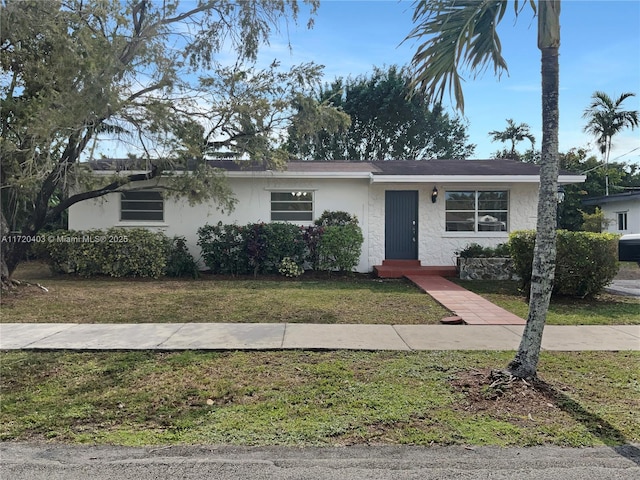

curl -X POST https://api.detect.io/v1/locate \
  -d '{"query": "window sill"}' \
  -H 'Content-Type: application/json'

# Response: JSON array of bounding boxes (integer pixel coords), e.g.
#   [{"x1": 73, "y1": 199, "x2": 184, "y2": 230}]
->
[
  {"x1": 442, "y1": 232, "x2": 509, "y2": 238},
  {"x1": 116, "y1": 222, "x2": 169, "y2": 228}
]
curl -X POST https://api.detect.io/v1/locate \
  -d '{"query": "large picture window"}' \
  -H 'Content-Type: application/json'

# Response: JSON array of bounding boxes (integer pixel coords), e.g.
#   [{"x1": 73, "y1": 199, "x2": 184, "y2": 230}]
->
[
  {"x1": 271, "y1": 191, "x2": 313, "y2": 221},
  {"x1": 445, "y1": 191, "x2": 508, "y2": 232},
  {"x1": 120, "y1": 191, "x2": 164, "y2": 221}
]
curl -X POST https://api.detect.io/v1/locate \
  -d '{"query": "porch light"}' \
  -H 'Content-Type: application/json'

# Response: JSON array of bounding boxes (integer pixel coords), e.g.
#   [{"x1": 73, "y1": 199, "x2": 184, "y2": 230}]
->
[
  {"x1": 431, "y1": 186, "x2": 438, "y2": 203},
  {"x1": 557, "y1": 185, "x2": 565, "y2": 203}
]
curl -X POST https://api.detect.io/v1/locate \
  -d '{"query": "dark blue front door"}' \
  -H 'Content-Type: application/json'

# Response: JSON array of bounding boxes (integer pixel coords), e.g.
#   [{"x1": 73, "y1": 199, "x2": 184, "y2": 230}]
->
[{"x1": 385, "y1": 190, "x2": 418, "y2": 259}]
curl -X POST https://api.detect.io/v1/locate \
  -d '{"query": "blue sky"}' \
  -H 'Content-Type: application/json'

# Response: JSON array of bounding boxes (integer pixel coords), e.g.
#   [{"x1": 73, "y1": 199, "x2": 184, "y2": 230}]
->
[{"x1": 259, "y1": 0, "x2": 640, "y2": 164}]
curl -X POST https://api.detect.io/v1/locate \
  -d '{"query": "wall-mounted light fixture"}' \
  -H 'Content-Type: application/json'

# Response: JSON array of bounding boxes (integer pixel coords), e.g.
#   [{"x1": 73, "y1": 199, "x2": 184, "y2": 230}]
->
[
  {"x1": 557, "y1": 185, "x2": 565, "y2": 203},
  {"x1": 431, "y1": 186, "x2": 439, "y2": 203}
]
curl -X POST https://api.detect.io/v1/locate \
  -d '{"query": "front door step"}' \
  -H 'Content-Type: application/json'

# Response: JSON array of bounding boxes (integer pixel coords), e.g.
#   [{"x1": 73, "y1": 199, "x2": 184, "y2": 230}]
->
[{"x1": 374, "y1": 261, "x2": 457, "y2": 279}]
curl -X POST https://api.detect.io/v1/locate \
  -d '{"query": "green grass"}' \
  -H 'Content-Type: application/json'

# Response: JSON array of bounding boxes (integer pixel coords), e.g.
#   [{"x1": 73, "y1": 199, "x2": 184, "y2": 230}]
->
[
  {"x1": 4, "y1": 261, "x2": 638, "y2": 325},
  {"x1": 1, "y1": 350, "x2": 638, "y2": 447},
  {"x1": 454, "y1": 280, "x2": 640, "y2": 325},
  {"x1": 2, "y1": 262, "x2": 449, "y2": 324}
]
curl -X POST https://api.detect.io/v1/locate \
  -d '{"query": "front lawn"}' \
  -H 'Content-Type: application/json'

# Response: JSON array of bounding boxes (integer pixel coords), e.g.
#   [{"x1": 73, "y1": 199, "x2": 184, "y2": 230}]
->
[
  {"x1": 1, "y1": 262, "x2": 449, "y2": 325},
  {"x1": 1, "y1": 350, "x2": 638, "y2": 447},
  {"x1": 455, "y1": 280, "x2": 640, "y2": 325},
  {"x1": 3, "y1": 261, "x2": 637, "y2": 325}
]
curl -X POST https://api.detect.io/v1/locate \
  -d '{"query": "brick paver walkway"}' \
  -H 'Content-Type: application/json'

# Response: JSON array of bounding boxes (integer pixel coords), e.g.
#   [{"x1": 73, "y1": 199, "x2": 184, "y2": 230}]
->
[{"x1": 405, "y1": 275, "x2": 526, "y2": 325}]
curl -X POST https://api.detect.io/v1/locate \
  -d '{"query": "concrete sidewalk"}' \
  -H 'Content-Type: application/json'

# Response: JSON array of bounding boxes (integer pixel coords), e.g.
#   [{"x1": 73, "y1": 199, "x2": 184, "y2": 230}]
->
[{"x1": 1, "y1": 323, "x2": 638, "y2": 351}]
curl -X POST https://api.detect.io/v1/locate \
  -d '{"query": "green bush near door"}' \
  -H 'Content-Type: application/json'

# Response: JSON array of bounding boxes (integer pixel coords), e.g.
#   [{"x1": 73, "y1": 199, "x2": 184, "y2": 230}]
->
[{"x1": 508, "y1": 230, "x2": 619, "y2": 298}]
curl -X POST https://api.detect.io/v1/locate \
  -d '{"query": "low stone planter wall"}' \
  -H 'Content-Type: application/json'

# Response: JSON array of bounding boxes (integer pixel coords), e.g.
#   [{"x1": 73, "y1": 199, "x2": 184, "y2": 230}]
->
[{"x1": 458, "y1": 257, "x2": 519, "y2": 281}]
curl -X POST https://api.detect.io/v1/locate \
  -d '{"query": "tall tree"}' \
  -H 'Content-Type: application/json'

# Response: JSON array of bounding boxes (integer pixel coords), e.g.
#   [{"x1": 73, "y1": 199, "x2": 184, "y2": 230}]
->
[
  {"x1": 489, "y1": 118, "x2": 536, "y2": 159},
  {"x1": 406, "y1": 0, "x2": 561, "y2": 379},
  {"x1": 287, "y1": 66, "x2": 475, "y2": 161},
  {"x1": 582, "y1": 91, "x2": 639, "y2": 195},
  {"x1": 0, "y1": 0, "x2": 347, "y2": 283}
]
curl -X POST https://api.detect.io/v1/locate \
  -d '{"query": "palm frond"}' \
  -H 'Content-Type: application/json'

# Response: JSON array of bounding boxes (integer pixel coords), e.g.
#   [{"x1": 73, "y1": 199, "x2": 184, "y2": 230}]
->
[{"x1": 405, "y1": 0, "x2": 511, "y2": 113}]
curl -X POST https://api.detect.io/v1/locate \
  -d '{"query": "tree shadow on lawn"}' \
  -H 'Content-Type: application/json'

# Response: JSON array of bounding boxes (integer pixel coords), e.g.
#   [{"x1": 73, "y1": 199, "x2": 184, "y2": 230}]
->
[
  {"x1": 454, "y1": 369, "x2": 639, "y2": 465},
  {"x1": 535, "y1": 379, "x2": 640, "y2": 466}
]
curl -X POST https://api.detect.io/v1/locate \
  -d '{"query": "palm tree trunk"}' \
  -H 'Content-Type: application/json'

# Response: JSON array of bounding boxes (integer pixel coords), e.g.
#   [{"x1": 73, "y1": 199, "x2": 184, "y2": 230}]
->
[
  {"x1": 508, "y1": 0, "x2": 561, "y2": 379},
  {"x1": 605, "y1": 138, "x2": 611, "y2": 195}
]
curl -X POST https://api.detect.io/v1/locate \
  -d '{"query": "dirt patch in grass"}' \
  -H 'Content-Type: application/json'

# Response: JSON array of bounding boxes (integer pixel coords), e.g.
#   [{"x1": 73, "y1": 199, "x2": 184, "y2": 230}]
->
[
  {"x1": 449, "y1": 364, "x2": 639, "y2": 447},
  {"x1": 1, "y1": 282, "x2": 49, "y2": 305},
  {"x1": 451, "y1": 369, "x2": 570, "y2": 427}
]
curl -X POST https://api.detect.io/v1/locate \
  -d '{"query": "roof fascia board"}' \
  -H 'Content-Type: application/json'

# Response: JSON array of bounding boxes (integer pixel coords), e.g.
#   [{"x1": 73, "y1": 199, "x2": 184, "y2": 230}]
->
[
  {"x1": 225, "y1": 171, "x2": 373, "y2": 179},
  {"x1": 90, "y1": 170, "x2": 372, "y2": 179},
  {"x1": 91, "y1": 170, "x2": 585, "y2": 184},
  {"x1": 583, "y1": 196, "x2": 640, "y2": 205},
  {"x1": 370, "y1": 175, "x2": 586, "y2": 184}
]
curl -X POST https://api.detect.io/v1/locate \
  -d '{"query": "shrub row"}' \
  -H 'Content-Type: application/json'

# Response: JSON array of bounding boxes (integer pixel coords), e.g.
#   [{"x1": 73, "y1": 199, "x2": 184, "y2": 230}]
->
[
  {"x1": 508, "y1": 230, "x2": 619, "y2": 298},
  {"x1": 457, "y1": 243, "x2": 510, "y2": 258},
  {"x1": 197, "y1": 220, "x2": 364, "y2": 276},
  {"x1": 34, "y1": 211, "x2": 364, "y2": 278},
  {"x1": 197, "y1": 222, "x2": 306, "y2": 276},
  {"x1": 35, "y1": 228, "x2": 198, "y2": 278}
]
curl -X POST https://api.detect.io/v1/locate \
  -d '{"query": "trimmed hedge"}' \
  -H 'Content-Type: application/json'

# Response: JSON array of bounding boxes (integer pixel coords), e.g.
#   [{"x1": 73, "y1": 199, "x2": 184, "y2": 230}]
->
[
  {"x1": 265, "y1": 223, "x2": 307, "y2": 273},
  {"x1": 40, "y1": 228, "x2": 169, "y2": 278},
  {"x1": 165, "y1": 236, "x2": 200, "y2": 278},
  {"x1": 198, "y1": 220, "x2": 364, "y2": 276},
  {"x1": 508, "y1": 230, "x2": 619, "y2": 298},
  {"x1": 457, "y1": 243, "x2": 510, "y2": 259},
  {"x1": 318, "y1": 224, "x2": 364, "y2": 273},
  {"x1": 37, "y1": 229, "x2": 197, "y2": 278},
  {"x1": 197, "y1": 222, "x2": 306, "y2": 276},
  {"x1": 197, "y1": 223, "x2": 248, "y2": 275},
  {"x1": 314, "y1": 210, "x2": 359, "y2": 227}
]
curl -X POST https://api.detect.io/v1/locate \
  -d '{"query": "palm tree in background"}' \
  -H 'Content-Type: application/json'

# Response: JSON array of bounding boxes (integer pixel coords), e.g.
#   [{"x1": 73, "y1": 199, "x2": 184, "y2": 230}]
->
[
  {"x1": 583, "y1": 91, "x2": 638, "y2": 195},
  {"x1": 489, "y1": 118, "x2": 536, "y2": 159},
  {"x1": 405, "y1": 0, "x2": 561, "y2": 379}
]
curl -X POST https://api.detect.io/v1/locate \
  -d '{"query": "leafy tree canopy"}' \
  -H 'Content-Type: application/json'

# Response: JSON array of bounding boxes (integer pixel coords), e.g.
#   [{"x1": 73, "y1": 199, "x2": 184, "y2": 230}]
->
[
  {"x1": 286, "y1": 65, "x2": 475, "y2": 161},
  {"x1": 557, "y1": 148, "x2": 640, "y2": 230},
  {"x1": 0, "y1": 0, "x2": 350, "y2": 279}
]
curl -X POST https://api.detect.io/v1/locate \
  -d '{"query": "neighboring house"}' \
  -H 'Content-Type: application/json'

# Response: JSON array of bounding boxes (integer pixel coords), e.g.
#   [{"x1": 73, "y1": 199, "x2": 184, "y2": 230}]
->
[
  {"x1": 582, "y1": 191, "x2": 640, "y2": 235},
  {"x1": 69, "y1": 159, "x2": 585, "y2": 273}
]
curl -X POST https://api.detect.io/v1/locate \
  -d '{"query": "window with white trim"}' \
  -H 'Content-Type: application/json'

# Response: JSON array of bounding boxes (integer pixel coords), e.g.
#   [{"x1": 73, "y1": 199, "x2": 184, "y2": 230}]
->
[
  {"x1": 617, "y1": 212, "x2": 628, "y2": 231},
  {"x1": 445, "y1": 190, "x2": 508, "y2": 232},
  {"x1": 120, "y1": 191, "x2": 164, "y2": 221},
  {"x1": 270, "y1": 191, "x2": 313, "y2": 221}
]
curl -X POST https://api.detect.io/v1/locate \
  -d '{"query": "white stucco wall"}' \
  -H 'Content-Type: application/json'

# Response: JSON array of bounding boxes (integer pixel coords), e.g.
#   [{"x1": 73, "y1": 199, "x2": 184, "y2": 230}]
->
[
  {"x1": 368, "y1": 183, "x2": 539, "y2": 268},
  {"x1": 69, "y1": 175, "x2": 372, "y2": 272},
  {"x1": 601, "y1": 199, "x2": 640, "y2": 235},
  {"x1": 69, "y1": 177, "x2": 541, "y2": 273}
]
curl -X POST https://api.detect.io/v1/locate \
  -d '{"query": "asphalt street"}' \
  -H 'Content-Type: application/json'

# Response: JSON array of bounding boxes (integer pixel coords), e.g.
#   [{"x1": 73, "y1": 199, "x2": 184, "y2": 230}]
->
[{"x1": 2, "y1": 444, "x2": 639, "y2": 480}]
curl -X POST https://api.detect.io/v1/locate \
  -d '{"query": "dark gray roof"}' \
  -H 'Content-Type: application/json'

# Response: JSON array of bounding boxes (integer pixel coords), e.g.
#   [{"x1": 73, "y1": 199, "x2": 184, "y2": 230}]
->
[
  {"x1": 582, "y1": 191, "x2": 640, "y2": 206},
  {"x1": 369, "y1": 159, "x2": 543, "y2": 176},
  {"x1": 211, "y1": 158, "x2": 546, "y2": 176},
  {"x1": 87, "y1": 158, "x2": 578, "y2": 177}
]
